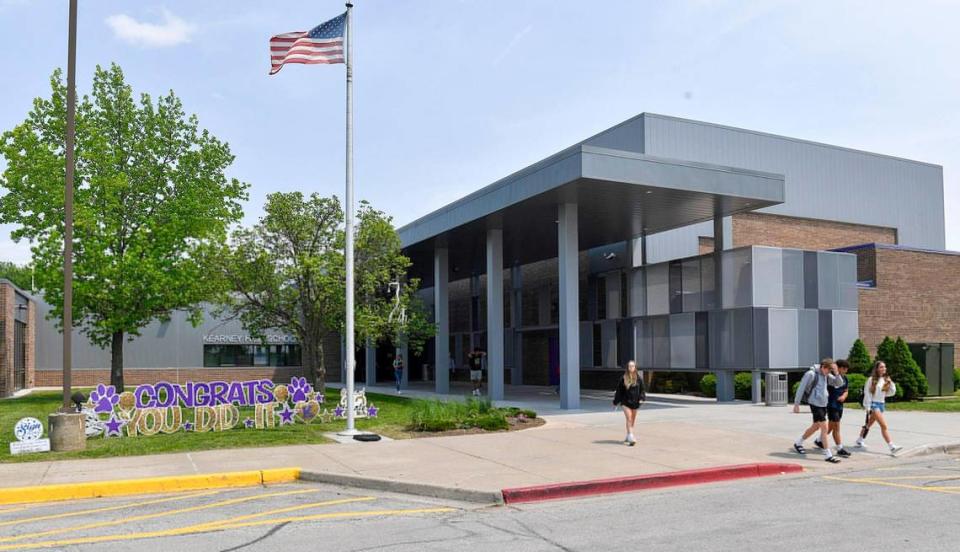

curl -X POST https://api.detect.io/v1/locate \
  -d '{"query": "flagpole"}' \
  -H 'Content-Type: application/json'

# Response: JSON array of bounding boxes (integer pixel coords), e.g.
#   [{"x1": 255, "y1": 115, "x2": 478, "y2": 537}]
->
[{"x1": 340, "y1": 1, "x2": 359, "y2": 435}]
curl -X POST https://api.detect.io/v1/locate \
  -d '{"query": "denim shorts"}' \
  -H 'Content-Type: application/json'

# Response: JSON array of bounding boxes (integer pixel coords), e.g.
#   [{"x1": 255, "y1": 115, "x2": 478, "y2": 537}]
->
[{"x1": 870, "y1": 402, "x2": 886, "y2": 413}]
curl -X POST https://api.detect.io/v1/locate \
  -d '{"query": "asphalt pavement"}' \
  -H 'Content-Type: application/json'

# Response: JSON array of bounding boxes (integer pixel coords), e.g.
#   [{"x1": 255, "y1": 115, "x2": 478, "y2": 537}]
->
[{"x1": 1, "y1": 454, "x2": 957, "y2": 551}]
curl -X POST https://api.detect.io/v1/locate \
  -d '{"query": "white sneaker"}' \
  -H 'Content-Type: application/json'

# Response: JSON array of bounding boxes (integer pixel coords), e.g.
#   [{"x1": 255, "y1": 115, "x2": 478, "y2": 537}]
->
[
  {"x1": 855, "y1": 438, "x2": 866, "y2": 448},
  {"x1": 890, "y1": 444, "x2": 903, "y2": 455}
]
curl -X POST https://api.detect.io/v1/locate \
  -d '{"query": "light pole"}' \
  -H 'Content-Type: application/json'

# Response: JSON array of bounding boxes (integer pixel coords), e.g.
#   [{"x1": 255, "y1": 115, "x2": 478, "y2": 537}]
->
[{"x1": 49, "y1": 0, "x2": 85, "y2": 452}]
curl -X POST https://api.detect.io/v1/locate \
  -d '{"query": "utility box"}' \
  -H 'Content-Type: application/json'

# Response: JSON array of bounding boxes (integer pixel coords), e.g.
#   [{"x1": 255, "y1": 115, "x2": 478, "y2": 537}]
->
[
  {"x1": 908, "y1": 343, "x2": 955, "y2": 397},
  {"x1": 765, "y1": 371, "x2": 789, "y2": 406}
]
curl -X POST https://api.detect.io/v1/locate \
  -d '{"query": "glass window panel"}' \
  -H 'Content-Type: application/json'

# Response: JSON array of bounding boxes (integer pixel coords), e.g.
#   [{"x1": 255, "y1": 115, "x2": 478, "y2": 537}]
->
[
  {"x1": 630, "y1": 268, "x2": 646, "y2": 317},
  {"x1": 722, "y1": 248, "x2": 753, "y2": 308},
  {"x1": 682, "y1": 258, "x2": 701, "y2": 312},
  {"x1": 782, "y1": 249, "x2": 805, "y2": 308},
  {"x1": 651, "y1": 316, "x2": 670, "y2": 368},
  {"x1": 669, "y1": 260, "x2": 683, "y2": 314},
  {"x1": 700, "y1": 255, "x2": 716, "y2": 310}
]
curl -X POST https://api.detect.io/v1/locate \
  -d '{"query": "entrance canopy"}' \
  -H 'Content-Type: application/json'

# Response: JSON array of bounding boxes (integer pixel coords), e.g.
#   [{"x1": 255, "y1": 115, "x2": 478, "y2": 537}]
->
[{"x1": 400, "y1": 144, "x2": 784, "y2": 284}]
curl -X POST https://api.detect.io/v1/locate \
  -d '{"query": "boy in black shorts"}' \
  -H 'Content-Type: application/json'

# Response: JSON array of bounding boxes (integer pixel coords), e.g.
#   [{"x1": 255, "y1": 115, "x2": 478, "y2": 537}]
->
[
  {"x1": 792, "y1": 358, "x2": 844, "y2": 463},
  {"x1": 816, "y1": 359, "x2": 851, "y2": 457}
]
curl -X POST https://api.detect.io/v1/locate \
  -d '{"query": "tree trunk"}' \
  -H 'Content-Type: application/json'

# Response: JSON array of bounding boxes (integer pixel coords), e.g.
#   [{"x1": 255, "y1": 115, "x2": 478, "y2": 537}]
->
[
  {"x1": 316, "y1": 339, "x2": 326, "y2": 394},
  {"x1": 302, "y1": 334, "x2": 321, "y2": 394},
  {"x1": 110, "y1": 331, "x2": 124, "y2": 391}
]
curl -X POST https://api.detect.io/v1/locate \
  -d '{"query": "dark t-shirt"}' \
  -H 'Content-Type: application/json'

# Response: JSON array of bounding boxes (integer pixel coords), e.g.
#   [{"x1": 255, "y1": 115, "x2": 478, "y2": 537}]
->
[
  {"x1": 828, "y1": 375, "x2": 848, "y2": 410},
  {"x1": 470, "y1": 353, "x2": 483, "y2": 370}
]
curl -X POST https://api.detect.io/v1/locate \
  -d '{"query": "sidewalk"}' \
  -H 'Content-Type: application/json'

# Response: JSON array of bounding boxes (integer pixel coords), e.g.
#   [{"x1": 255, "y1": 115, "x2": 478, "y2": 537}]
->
[{"x1": 2, "y1": 392, "x2": 958, "y2": 494}]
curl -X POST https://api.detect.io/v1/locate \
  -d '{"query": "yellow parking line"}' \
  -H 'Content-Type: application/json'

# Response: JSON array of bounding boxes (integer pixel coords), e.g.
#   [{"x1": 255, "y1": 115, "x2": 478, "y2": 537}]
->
[
  {"x1": 824, "y1": 476, "x2": 960, "y2": 495},
  {"x1": 195, "y1": 496, "x2": 375, "y2": 529},
  {"x1": 0, "y1": 490, "x2": 220, "y2": 528},
  {"x1": 0, "y1": 488, "x2": 317, "y2": 544},
  {"x1": 0, "y1": 506, "x2": 456, "y2": 550}
]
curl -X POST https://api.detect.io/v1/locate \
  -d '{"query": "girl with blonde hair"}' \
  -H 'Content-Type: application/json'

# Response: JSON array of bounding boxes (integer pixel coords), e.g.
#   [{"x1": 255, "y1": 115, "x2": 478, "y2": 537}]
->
[{"x1": 612, "y1": 360, "x2": 646, "y2": 446}]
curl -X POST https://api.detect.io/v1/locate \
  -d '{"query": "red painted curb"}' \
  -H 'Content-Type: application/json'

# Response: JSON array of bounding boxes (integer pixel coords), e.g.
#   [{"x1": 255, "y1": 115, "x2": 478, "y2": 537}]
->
[{"x1": 500, "y1": 463, "x2": 803, "y2": 504}]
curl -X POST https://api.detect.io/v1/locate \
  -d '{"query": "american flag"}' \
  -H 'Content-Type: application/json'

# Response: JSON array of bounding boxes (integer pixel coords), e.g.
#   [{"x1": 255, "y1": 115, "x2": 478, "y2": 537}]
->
[{"x1": 269, "y1": 12, "x2": 346, "y2": 75}]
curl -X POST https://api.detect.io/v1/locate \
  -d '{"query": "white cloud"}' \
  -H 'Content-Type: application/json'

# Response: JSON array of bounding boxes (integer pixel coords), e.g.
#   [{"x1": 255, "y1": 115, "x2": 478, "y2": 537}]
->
[{"x1": 105, "y1": 9, "x2": 195, "y2": 48}]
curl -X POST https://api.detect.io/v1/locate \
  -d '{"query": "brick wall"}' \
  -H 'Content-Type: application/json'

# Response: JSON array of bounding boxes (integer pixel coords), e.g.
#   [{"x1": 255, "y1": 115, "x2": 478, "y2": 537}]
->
[
  {"x1": 732, "y1": 212, "x2": 897, "y2": 250},
  {"x1": 854, "y1": 246, "x2": 960, "y2": 369},
  {"x1": 0, "y1": 283, "x2": 9, "y2": 395}
]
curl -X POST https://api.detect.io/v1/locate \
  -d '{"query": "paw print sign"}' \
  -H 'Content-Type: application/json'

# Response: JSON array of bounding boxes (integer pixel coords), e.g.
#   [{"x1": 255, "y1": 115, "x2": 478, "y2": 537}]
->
[
  {"x1": 287, "y1": 377, "x2": 313, "y2": 403},
  {"x1": 89, "y1": 384, "x2": 120, "y2": 414}
]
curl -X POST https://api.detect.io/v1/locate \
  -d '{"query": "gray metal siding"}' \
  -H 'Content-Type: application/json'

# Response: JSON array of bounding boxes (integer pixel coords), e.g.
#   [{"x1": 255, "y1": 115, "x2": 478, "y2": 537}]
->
[
  {"x1": 641, "y1": 114, "x2": 945, "y2": 252},
  {"x1": 34, "y1": 301, "x2": 254, "y2": 371}
]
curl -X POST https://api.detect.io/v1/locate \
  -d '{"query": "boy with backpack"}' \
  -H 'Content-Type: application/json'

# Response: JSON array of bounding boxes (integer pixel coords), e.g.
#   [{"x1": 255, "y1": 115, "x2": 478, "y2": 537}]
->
[
  {"x1": 792, "y1": 358, "x2": 845, "y2": 463},
  {"x1": 815, "y1": 358, "x2": 851, "y2": 457}
]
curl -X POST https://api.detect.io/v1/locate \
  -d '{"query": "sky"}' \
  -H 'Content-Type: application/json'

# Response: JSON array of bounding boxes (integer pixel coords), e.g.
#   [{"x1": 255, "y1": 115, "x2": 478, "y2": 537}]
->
[{"x1": 1, "y1": 0, "x2": 958, "y2": 265}]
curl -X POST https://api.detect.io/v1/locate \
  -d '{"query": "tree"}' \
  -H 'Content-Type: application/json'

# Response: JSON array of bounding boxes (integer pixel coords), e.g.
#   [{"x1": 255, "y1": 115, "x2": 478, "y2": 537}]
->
[
  {"x1": 217, "y1": 193, "x2": 432, "y2": 392},
  {"x1": 0, "y1": 64, "x2": 248, "y2": 390},
  {"x1": 847, "y1": 338, "x2": 872, "y2": 375},
  {"x1": 888, "y1": 337, "x2": 928, "y2": 400},
  {"x1": 0, "y1": 262, "x2": 32, "y2": 291},
  {"x1": 875, "y1": 336, "x2": 896, "y2": 367}
]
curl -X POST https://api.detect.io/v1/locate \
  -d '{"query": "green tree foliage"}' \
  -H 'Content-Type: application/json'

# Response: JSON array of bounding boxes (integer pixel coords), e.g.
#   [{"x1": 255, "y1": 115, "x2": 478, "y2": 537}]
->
[
  {"x1": 846, "y1": 373, "x2": 867, "y2": 404},
  {"x1": 0, "y1": 262, "x2": 32, "y2": 291},
  {"x1": 847, "y1": 338, "x2": 872, "y2": 375},
  {"x1": 0, "y1": 64, "x2": 248, "y2": 390},
  {"x1": 875, "y1": 336, "x2": 896, "y2": 366},
  {"x1": 888, "y1": 337, "x2": 928, "y2": 400},
  {"x1": 217, "y1": 193, "x2": 432, "y2": 391}
]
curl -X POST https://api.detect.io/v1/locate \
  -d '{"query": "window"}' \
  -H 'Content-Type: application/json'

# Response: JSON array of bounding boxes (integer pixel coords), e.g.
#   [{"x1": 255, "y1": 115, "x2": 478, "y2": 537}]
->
[
  {"x1": 592, "y1": 323, "x2": 602, "y2": 367},
  {"x1": 596, "y1": 277, "x2": 607, "y2": 320},
  {"x1": 203, "y1": 344, "x2": 302, "y2": 367}
]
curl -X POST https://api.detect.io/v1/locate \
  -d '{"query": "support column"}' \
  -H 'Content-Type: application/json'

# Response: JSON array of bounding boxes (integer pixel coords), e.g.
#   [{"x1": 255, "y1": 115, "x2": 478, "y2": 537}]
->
[
  {"x1": 558, "y1": 203, "x2": 580, "y2": 410},
  {"x1": 486, "y1": 229, "x2": 504, "y2": 400},
  {"x1": 713, "y1": 215, "x2": 735, "y2": 401},
  {"x1": 752, "y1": 370, "x2": 763, "y2": 404},
  {"x1": 510, "y1": 264, "x2": 523, "y2": 386},
  {"x1": 434, "y1": 247, "x2": 450, "y2": 394},
  {"x1": 365, "y1": 338, "x2": 376, "y2": 386}
]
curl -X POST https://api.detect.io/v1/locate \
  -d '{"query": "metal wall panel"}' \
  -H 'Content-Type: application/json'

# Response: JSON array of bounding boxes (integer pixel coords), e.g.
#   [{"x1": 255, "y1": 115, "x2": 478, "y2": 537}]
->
[
  {"x1": 830, "y1": 310, "x2": 859, "y2": 360},
  {"x1": 752, "y1": 247, "x2": 783, "y2": 307},
  {"x1": 722, "y1": 247, "x2": 753, "y2": 308},
  {"x1": 645, "y1": 264, "x2": 670, "y2": 315},
  {"x1": 768, "y1": 308, "x2": 800, "y2": 369},
  {"x1": 798, "y1": 309, "x2": 820, "y2": 367},
  {"x1": 669, "y1": 313, "x2": 696, "y2": 369},
  {"x1": 642, "y1": 114, "x2": 944, "y2": 250},
  {"x1": 782, "y1": 249, "x2": 805, "y2": 308}
]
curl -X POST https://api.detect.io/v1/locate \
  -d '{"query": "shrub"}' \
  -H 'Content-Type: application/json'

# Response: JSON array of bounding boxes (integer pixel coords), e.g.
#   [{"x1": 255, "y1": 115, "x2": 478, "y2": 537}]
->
[
  {"x1": 408, "y1": 397, "x2": 511, "y2": 432},
  {"x1": 875, "y1": 336, "x2": 895, "y2": 366},
  {"x1": 699, "y1": 374, "x2": 717, "y2": 398},
  {"x1": 734, "y1": 372, "x2": 752, "y2": 400},
  {"x1": 846, "y1": 373, "x2": 867, "y2": 405},
  {"x1": 847, "y1": 339, "x2": 872, "y2": 375},
  {"x1": 790, "y1": 381, "x2": 800, "y2": 402},
  {"x1": 888, "y1": 337, "x2": 928, "y2": 400}
]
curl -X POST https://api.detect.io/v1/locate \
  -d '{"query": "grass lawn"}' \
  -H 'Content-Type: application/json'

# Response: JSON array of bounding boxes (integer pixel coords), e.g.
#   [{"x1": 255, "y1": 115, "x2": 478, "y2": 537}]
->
[
  {"x1": 0, "y1": 388, "x2": 417, "y2": 464},
  {"x1": 842, "y1": 390, "x2": 960, "y2": 413}
]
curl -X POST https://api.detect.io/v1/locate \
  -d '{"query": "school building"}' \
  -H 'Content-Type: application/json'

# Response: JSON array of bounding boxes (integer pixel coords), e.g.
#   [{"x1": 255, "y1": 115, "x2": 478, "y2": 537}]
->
[{"x1": 1, "y1": 113, "x2": 952, "y2": 404}]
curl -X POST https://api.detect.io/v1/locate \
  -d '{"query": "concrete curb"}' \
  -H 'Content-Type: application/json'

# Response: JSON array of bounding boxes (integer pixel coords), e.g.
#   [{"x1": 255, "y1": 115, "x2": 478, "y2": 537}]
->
[
  {"x1": 897, "y1": 441, "x2": 960, "y2": 458},
  {"x1": 299, "y1": 471, "x2": 504, "y2": 505},
  {"x1": 0, "y1": 468, "x2": 300, "y2": 506},
  {"x1": 500, "y1": 463, "x2": 804, "y2": 504}
]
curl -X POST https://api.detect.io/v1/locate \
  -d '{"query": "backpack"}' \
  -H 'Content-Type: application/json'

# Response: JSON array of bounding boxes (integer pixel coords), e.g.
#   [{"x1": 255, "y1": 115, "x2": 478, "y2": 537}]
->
[{"x1": 799, "y1": 367, "x2": 818, "y2": 405}]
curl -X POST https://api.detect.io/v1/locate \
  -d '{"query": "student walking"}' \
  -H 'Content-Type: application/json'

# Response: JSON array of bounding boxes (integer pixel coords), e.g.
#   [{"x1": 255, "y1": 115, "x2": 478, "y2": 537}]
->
[
  {"x1": 392, "y1": 353, "x2": 405, "y2": 393},
  {"x1": 468, "y1": 348, "x2": 486, "y2": 397},
  {"x1": 816, "y1": 359, "x2": 851, "y2": 457},
  {"x1": 856, "y1": 360, "x2": 902, "y2": 454},
  {"x1": 793, "y1": 358, "x2": 844, "y2": 463},
  {"x1": 612, "y1": 360, "x2": 646, "y2": 446}
]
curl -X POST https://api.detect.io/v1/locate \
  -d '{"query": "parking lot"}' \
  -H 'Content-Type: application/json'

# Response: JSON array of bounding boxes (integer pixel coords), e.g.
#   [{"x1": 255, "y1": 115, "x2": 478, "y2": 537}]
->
[{"x1": 0, "y1": 483, "x2": 459, "y2": 551}]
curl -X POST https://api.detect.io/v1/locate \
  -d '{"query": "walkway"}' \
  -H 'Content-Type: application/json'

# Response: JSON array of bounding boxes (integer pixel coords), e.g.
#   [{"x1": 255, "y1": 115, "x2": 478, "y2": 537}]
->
[{"x1": 3, "y1": 389, "x2": 958, "y2": 494}]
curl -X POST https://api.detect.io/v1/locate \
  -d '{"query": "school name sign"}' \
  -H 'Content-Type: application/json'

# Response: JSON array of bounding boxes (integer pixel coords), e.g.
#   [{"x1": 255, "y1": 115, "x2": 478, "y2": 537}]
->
[{"x1": 82, "y1": 378, "x2": 378, "y2": 438}]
